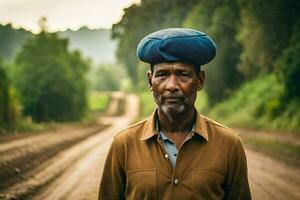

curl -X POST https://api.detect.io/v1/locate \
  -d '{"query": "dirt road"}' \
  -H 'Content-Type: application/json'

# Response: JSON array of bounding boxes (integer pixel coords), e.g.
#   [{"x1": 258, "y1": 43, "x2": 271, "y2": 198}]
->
[
  {"x1": 33, "y1": 93, "x2": 139, "y2": 200},
  {"x1": 247, "y1": 149, "x2": 300, "y2": 200},
  {"x1": 1, "y1": 93, "x2": 300, "y2": 200},
  {"x1": 0, "y1": 93, "x2": 138, "y2": 200}
]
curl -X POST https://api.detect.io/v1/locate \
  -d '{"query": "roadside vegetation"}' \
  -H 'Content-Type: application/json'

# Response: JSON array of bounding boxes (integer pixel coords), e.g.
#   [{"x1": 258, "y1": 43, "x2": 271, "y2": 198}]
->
[
  {"x1": 208, "y1": 74, "x2": 300, "y2": 134},
  {"x1": 0, "y1": 21, "x2": 112, "y2": 134},
  {"x1": 88, "y1": 91, "x2": 110, "y2": 113}
]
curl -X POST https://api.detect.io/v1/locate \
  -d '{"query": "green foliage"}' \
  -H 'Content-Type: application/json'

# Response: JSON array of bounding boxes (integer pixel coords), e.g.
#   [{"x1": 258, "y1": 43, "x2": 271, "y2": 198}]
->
[
  {"x1": 138, "y1": 91, "x2": 156, "y2": 120},
  {"x1": 0, "y1": 58, "x2": 20, "y2": 132},
  {"x1": 92, "y1": 64, "x2": 123, "y2": 91},
  {"x1": 184, "y1": 0, "x2": 245, "y2": 105},
  {"x1": 194, "y1": 92, "x2": 208, "y2": 113},
  {"x1": 13, "y1": 32, "x2": 89, "y2": 122},
  {"x1": 236, "y1": 9, "x2": 268, "y2": 78},
  {"x1": 237, "y1": 0, "x2": 300, "y2": 78},
  {"x1": 88, "y1": 91, "x2": 109, "y2": 112},
  {"x1": 115, "y1": 0, "x2": 300, "y2": 105},
  {"x1": 208, "y1": 74, "x2": 300, "y2": 132},
  {"x1": 276, "y1": 21, "x2": 300, "y2": 99}
]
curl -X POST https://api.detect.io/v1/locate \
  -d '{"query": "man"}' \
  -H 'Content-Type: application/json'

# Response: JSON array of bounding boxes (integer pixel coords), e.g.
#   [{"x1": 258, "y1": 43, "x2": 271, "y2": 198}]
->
[{"x1": 99, "y1": 28, "x2": 251, "y2": 200}]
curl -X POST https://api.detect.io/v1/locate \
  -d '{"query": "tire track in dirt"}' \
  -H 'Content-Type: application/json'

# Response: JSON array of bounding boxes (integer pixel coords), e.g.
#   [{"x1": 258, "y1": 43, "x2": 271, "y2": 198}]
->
[
  {"x1": 32, "y1": 94, "x2": 139, "y2": 200},
  {"x1": 246, "y1": 149, "x2": 300, "y2": 200},
  {"x1": 0, "y1": 92, "x2": 129, "y2": 200}
]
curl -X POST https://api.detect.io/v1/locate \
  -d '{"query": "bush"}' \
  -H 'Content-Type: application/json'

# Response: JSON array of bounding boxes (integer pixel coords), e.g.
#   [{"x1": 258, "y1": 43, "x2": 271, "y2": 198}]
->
[{"x1": 0, "y1": 59, "x2": 20, "y2": 132}]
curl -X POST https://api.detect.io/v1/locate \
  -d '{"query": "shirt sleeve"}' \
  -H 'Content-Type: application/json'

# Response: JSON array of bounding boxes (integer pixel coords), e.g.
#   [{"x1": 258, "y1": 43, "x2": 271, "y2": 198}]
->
[
  {"x1": 98, "y1": 136, "x2": 126, "y2": 200},
  {"x1": 224, "y1": 137, "x2": 252, "y2": 200}
]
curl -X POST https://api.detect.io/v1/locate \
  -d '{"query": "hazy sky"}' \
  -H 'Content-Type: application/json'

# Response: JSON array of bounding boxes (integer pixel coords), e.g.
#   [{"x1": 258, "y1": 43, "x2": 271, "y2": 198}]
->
[{"x1": 0, "y1": 0, "x2": 139, "y2": 33}]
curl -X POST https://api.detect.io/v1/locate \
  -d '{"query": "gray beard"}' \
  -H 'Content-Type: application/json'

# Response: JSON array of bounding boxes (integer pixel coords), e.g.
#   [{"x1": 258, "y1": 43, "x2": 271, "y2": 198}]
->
[
  {"x1": 158, "y1": 95, "x2": 188, "y2": 122},
  {"x1": 161, "y1": 104, "x2": 185, "y2": 122}
]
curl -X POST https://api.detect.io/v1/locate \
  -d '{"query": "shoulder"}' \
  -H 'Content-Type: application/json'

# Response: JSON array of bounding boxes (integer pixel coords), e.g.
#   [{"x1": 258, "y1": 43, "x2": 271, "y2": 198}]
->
[
  {"x1": 113, "y1": 117, "x2": 150, "y2": 143},
  {"x1": 200, "y1": 114, "x2": 240, "y2": 143}
]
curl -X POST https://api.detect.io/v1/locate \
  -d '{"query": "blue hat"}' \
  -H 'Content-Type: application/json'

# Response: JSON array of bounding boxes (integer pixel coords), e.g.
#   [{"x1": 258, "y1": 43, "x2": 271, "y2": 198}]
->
[{"x1": 137, "y1": 28, "x2": 217, "y2": 66}]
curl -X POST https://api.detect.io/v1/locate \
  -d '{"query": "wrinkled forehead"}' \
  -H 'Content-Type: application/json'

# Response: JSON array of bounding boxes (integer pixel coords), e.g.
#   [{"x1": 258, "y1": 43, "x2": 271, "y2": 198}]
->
[{"x1": 152, "y1": 62, "x2": 197, "y2": 73}]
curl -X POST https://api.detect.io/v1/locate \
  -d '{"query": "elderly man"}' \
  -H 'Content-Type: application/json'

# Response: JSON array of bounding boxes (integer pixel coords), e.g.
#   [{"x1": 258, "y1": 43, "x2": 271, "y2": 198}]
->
[{"x1": 98, "y1": 28, "x2": 251, "y2": 200}]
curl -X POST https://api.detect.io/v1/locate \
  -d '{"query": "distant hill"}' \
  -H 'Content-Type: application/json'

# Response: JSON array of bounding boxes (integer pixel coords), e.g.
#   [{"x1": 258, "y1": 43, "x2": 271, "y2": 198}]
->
[
  {"x1": 0, "y1": 24, "x2": 32, "y2": 62},
  {"x1": 58, "y1": 27, "x2": 117, "y2": 65},
  {"x1": 0, "y1": 24, "x2": 117, "y2": 65}
]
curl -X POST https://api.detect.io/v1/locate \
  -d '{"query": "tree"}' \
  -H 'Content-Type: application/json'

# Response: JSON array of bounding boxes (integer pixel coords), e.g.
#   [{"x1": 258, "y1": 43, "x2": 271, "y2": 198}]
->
[
  {"x1": 184, "y1": 0, "x2": 244, "y2": 104},
  {"x1": 0, "y1": 58, "x2": 19, "y2": 131},
  {"x1": 13, "y1": 32, "x2": 89, "y2": 122},
  {"x1": 276, "y1": 21, "x2": 300, "y2": 99},
  {"x1": 237, "y1": 0, "x2": 300, "y2": 79}
]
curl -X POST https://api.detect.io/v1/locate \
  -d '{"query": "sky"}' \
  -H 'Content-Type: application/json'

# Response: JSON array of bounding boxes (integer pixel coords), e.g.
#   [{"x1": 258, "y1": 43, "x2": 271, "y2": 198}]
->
[{"x1": 0, "y1": 0, "x2": 140, "y2": 33}]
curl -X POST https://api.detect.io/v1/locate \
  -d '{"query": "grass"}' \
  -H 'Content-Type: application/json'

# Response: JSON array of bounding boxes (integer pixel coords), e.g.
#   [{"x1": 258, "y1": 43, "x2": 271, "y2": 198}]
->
[
  {"x1": 207, "y1": 74, "x2": 300, "y2": 134},
  {"x1": 138, "y1": 92, "x2": 156, "y2": 120},
  {"x1": 88, "y1": 91, "x2": 110, "y2": 113},
  {"x1": 243, "y1": 135, "x2": 300, "y2": 166}
]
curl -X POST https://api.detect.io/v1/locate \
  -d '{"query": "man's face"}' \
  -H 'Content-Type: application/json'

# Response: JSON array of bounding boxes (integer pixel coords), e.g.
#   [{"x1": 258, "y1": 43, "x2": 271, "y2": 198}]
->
[{"x1": 148, "y1": 62, "x2": 205, "y2": 115}]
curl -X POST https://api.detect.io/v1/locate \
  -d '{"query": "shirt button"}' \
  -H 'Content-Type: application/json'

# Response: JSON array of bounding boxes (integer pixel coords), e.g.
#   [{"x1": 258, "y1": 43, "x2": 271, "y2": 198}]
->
[
  {"x1": 174, "y1": 178, "x2": 179, "y2": 185},
  {"x1": 164, "y1": 154, "x2": 170, "y2": 160}
]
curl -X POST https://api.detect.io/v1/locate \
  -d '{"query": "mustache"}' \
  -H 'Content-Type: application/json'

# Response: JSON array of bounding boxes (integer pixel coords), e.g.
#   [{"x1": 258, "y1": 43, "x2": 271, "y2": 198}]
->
[
  {"x1": 159, "y1": 94, "x2": 186, "y2": 102},
  {"x1": 162, "y1": 94, "x2": 185, "y2": 99}
]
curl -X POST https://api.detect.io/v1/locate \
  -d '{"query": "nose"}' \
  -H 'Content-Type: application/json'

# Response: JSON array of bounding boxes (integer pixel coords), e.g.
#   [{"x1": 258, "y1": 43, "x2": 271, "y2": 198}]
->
[{"x1": 166, "y1": 74, "x2": 179, "y2": 91}]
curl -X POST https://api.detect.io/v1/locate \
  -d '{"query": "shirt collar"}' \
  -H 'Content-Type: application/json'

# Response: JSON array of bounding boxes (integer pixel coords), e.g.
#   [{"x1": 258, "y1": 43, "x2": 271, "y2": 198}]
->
[{"x1": 140, "y1": 108, "x2": 209, "y2": 141}]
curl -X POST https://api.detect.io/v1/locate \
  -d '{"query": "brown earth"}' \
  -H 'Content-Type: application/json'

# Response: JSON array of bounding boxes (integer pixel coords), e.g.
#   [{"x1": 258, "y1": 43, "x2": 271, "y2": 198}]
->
[{"x1": 0, "y1": 93, "x2": 300, "y2": 200}]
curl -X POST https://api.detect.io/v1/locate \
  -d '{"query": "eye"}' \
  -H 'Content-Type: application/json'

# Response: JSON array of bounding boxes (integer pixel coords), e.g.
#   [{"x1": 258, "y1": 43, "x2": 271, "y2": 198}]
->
[
  {"x1": 178, "y1": 72, "x2": 191, "y2": 81},
  {"x1": 179, "y1": 72, "x2": 191, "y2": 78},
  {"x1": 155, "y1": 72, "x2": 167, "y2": 77}
]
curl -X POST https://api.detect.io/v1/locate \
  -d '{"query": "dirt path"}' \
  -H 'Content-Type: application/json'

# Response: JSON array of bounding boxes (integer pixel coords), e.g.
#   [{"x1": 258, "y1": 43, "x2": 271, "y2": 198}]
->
[
  {"x1": 246, "y1": 149, "x2": 300, "y2": 200},
  {"x1": 32, "y1": 93, "x2": 139, "y2": 200}
]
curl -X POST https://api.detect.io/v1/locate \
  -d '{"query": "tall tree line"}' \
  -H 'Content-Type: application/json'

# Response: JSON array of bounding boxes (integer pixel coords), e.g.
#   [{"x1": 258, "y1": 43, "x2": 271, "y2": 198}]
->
[{"x1": 112, "y1": 0, "x2": 300, "y2": 103}]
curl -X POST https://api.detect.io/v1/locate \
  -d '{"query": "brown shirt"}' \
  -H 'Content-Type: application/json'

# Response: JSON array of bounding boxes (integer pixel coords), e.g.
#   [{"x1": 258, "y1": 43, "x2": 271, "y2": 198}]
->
[{"x1": 98, "y1": 109, "x2": 251, "y2": 200}]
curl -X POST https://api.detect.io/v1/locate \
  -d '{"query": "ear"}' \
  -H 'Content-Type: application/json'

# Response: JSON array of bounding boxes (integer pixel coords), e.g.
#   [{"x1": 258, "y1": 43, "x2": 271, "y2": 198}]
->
[
  {"x1": 197, "y1": 70, "x2": 205, "y2": 91},
  {"x1": 147, "y1": 71, "x2": 153, "y2": 91}
]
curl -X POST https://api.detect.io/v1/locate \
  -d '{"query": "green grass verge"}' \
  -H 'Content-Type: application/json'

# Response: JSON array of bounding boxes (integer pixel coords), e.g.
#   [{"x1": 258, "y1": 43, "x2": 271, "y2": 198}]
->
[
  {"x1": 243, "y1": 136, "x2": 300, "y2": 166},
  {"x1": 207, "y1": 74, "x2": 300, "y2": 134}
]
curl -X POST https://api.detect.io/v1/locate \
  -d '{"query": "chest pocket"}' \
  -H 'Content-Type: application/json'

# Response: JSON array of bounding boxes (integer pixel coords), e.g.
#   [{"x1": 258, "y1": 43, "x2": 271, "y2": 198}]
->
[
  {"x1": 126, "y1": 169, "x2": 157, "y2": 200},
  {"x1": 192, "y1": 168, "x2": 225, "y2": 200}
]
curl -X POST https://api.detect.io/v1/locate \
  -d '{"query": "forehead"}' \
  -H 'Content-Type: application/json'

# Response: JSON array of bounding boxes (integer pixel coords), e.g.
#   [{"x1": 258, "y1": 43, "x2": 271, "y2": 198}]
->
[{"x1": 153, "y1": 62, "x2": 195, "y2": 72}]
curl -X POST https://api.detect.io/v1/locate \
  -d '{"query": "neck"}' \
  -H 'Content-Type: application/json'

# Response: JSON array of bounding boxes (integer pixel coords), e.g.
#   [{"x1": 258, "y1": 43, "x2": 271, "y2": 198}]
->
[{"x1": 157, "y1": 106, "x2": 195, "y2": 133}]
